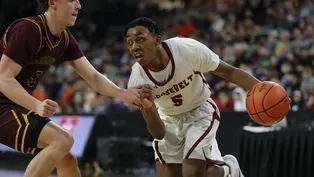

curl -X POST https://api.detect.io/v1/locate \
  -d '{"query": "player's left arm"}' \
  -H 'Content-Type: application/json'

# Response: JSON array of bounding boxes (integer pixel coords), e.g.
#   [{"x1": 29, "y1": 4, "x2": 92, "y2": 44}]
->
[
  {"x1": 63, "y1": 30, "x2": 141, "y2": 109},
  {"x1": 212, "y1": 60, "x2": 261, "y2": 90},
  {"x1": 67, "y1": 57, "x2": 142, "y2": 109}
]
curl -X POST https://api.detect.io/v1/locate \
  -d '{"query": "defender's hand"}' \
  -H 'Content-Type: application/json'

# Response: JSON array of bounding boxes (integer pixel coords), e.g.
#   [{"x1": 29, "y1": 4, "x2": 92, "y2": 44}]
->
[
  {"x1": 36, "y1": 99, "x2": 58, "y2": 117},
  {"x1": 120, "y1": 86, "x2": 143, "y2": 110}
]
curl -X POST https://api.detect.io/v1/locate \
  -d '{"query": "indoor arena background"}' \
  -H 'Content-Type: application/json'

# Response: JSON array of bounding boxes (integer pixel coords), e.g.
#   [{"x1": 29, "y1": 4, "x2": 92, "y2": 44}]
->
[{"x1": 0, "y1": 0, "x2": 314, "y2": 177}]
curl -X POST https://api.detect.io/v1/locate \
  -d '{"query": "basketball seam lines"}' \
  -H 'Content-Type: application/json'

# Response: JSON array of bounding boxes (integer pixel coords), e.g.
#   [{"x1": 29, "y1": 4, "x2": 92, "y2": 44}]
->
[
  {"x1": 251, "y1": 84, "x2": 267, "y2": 125},
  {"x1": 250, "y1": 94, "x2": 288, "y2": 116},
  {"x1": 263, "y1": 95, "x2": 288, "y2": 118},
  {"x1": 261, "y1": 84, "x2": 275, "y2": 124},
  {"x1": 259, "y1": 83, "x2": 274, "y2": 125}
]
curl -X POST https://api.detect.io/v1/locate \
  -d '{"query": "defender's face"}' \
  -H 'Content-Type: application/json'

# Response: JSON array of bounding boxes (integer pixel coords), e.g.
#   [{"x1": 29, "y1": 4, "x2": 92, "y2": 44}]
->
[
  {"x1": 126, "y1": 26, "x2": 159, "y2": 67},
  {"x1": 54, "y1": 0, "x2": 81, "y2": 26}
]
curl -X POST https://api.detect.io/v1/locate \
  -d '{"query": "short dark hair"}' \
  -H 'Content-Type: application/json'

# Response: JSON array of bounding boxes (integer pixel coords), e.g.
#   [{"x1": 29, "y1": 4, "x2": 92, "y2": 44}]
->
[
  {"x1": 124, "y1": 17, "x2": 161, "y2": 37},
  {"x1": 37, "y1": 0, "x2": 49, "y2": 12}
]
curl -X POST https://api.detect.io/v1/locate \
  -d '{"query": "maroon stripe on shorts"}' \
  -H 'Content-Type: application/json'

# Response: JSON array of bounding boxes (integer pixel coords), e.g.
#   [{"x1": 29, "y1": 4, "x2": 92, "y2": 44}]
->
[
  {"x1": 185, "y1": 101, "x2": 220, "y2": 159},
  {"x1": 207, "y1": 100, "x2": 220, "y2": 121},
  {"x1": 154, "y1": 141, "x2": 166, "y2": 164}
]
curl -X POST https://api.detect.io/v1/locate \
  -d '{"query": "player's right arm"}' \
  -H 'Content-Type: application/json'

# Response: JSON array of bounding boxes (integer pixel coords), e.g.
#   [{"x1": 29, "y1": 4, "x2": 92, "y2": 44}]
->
[
  {"x1": 128, "y1": 69, "x2": 165, "y2": 140},
  {"x1": 140, "y1": 85, "x2": 165, "y2": 140},
  {"x1": 0, "y1": 21, "x2": 57, "y2": 117},
  {"x1": 0, "y1": 56, "x2": 57, "y2": 117}
]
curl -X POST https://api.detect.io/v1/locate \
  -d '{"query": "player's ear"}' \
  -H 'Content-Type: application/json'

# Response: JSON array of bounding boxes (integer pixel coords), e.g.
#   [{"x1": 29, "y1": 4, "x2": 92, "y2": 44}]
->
[
  {"x1": 48, "y1": 0, "x2": 57, "y2": 10},
  {"x1": 155, "y1": 35, "x2": 161, "y2": 45}
]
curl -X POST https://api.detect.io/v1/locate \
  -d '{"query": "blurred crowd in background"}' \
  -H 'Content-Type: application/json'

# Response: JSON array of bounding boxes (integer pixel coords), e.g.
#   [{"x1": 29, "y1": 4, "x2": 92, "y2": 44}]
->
[{"x1": 1, "y1": 0, "x2": 314, "y2": 114}]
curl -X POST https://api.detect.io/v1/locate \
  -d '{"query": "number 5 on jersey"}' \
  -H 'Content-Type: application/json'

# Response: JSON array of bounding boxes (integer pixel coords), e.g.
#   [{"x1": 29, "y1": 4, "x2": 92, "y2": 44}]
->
[{"x1": 171, "y1": 94, "x2": 183, "y2": 106}]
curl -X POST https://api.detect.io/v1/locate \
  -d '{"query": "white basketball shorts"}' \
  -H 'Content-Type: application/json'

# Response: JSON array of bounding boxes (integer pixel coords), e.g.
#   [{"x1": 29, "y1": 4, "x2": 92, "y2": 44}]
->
[{"x1": 153, "y1": 100, "x2": 224, "y2": 164}]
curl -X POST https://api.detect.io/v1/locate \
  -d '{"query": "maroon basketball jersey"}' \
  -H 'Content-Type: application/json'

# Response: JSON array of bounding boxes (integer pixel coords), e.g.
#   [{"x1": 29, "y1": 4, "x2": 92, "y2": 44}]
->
[{"x1": 0, "y1": 14, "x2": 83, "y2": 106}]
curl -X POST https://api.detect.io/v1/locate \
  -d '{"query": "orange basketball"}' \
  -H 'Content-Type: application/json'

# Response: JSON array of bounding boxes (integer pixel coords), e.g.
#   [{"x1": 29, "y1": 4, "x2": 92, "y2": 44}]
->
[{"x1": 246, "y1": 81, "x2": 290, "y2": 126}]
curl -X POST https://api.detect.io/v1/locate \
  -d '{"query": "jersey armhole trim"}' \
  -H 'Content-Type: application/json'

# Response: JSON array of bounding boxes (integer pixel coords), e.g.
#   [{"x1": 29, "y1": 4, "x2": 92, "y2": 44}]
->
[{"x1": 3, "y1": 18, "x2": 43, "y2": 55}]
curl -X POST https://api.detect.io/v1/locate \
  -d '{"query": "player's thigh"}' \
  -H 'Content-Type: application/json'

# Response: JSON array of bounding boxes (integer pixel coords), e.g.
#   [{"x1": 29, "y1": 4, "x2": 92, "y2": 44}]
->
[
  {"x1": 37, "y1": 119, "x2": 74, "y2": 149},
  {"x1": 153, "y1": 119, "x2": 185, "y2": 164},
  {"x1": 182, "y1": 159, "x2": 206, "y2": 177},
  {"x1": 184, "y1": 115, "x2": 220, "y2": 160},
  {"x1": 156, "y1": 161, "x2": 182, "y2": 177}
]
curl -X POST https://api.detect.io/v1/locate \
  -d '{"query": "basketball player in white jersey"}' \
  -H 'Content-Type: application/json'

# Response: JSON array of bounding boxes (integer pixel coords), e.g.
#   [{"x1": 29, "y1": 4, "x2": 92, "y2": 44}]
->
[{"x1": 125, "y1": 17, "x2": 260, "y2": 177}]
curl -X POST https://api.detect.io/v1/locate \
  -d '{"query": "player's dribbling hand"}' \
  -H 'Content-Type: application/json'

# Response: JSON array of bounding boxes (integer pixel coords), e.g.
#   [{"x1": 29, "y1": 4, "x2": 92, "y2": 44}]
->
[
  {"x1": 35, "y1": 99, "x2": 58, "y2": 117},
  {"x1": 140, "y1": 84, "x2": 156, "y2": 109}
]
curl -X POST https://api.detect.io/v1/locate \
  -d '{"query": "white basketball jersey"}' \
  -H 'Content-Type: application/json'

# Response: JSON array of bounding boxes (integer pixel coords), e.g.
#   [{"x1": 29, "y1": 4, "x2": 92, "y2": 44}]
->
[{"x1": 128, "y1": 37, "x2": 220, "y2": 116}]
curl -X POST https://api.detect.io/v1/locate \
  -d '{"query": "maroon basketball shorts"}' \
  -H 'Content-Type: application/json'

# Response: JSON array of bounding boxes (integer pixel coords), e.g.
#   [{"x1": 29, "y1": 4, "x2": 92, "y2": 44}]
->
[{"x1": 0, "y1": 106, "x2": 50, "y2": 155}]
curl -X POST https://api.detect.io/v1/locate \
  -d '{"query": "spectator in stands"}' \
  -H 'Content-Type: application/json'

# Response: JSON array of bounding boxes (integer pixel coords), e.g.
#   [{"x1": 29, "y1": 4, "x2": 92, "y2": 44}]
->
[
  {"x1": 305, "y1": 89, "x2": 314, "y2": 110},
  {"x1": 213, "y1": 88, "x2": 234, "y2": 111},
  {"x1": 232, "y1": 87, "x2": 247, "y2": 112},
  {"x1": 300, "y1": 65, "x2": 314, "y2": 99},
  {"x1": 291, "y1": 90, "x2": 305, "y2": 111}
]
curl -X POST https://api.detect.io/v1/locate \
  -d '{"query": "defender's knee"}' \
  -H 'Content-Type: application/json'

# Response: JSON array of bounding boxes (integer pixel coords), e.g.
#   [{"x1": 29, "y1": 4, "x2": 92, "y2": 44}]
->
[
  {"x1": 53, "y1": 131, "x2": 74, "y2": 152},
  {"x1": 37, "y1": 122, "x2": 74, "y2": 152},
  {"x1": 58, "y1": 153, "x2": 78, "y2": 170},
  {"x1": 60, "y1": 131, "x2": 74, "y2": 152}
]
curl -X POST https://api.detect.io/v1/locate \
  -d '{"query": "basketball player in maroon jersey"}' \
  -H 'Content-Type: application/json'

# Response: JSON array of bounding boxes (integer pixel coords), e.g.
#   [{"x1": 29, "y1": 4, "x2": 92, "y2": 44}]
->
[{"x1": 0, "y1": 0, "x2": 142, "y2": 177}]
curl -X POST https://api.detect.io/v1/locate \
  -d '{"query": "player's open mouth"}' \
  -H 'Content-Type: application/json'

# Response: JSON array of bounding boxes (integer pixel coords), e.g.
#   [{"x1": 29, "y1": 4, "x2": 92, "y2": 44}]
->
[
  {"x1": 72, "y1": 14, "x2": 77, "y2": 17},
  {"x1": 134, "y1": 53, "x2": 143, "y2": 62}
]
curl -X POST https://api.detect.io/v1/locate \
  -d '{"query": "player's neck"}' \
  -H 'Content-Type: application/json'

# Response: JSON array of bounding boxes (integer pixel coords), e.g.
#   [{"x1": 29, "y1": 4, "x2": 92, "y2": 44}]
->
[
  {"x1": 44, "y1": 12, "x2": 66, "y2": 37},
  {"x1": 146, "y1": 45, "x2": 170, "y2": 72}
]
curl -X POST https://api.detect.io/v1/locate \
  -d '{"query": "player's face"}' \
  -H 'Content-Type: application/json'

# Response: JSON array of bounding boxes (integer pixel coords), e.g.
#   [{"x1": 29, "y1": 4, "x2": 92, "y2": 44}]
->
[
  {"x1": 126, "y1": 26, "x2": 160, "y2": 67},
  {"x1": 53, "y1": 0, "x2": 81, "y2": 26}
]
